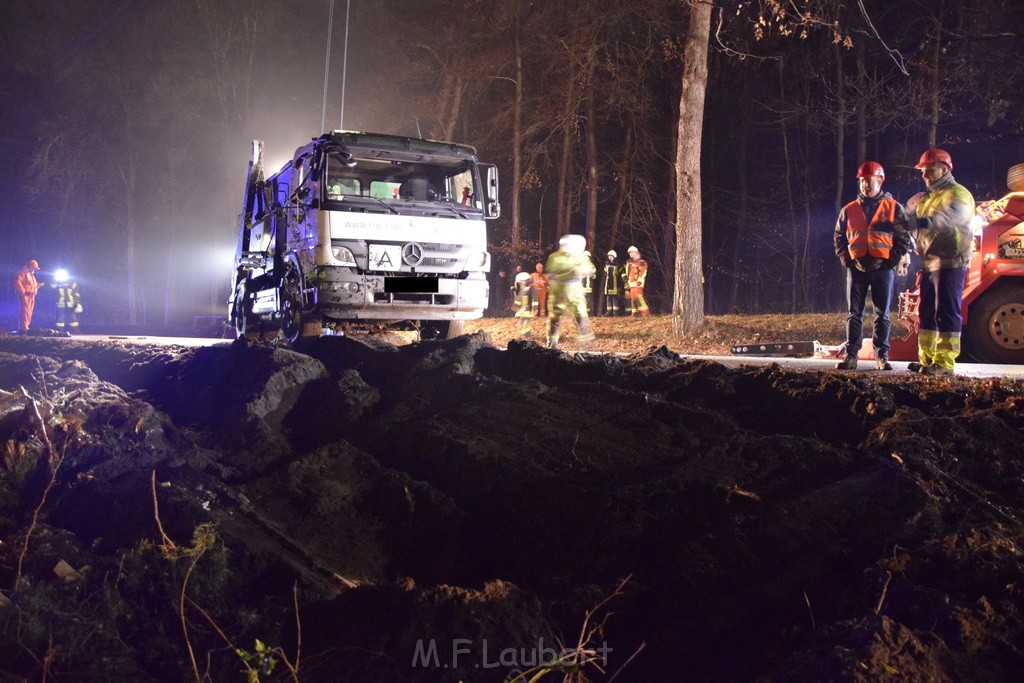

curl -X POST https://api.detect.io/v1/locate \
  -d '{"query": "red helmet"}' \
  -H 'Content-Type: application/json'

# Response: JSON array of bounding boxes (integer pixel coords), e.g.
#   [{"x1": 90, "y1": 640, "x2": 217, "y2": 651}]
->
[
  {"x1": 856, "y1": 161, "x2": 885, "y2": 179},
  {"x1": 915, "y1": 148, "x2": 953, "y2": 170},
  {"x1": 26, "y1": 259, "x2": 40, "y2": 270}
]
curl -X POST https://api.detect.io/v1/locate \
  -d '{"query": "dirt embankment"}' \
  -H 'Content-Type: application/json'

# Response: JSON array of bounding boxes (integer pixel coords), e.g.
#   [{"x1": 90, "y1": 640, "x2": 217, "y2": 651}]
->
[{"x1": 0, "y1": 331, "x2": 1022, "y2": 682}]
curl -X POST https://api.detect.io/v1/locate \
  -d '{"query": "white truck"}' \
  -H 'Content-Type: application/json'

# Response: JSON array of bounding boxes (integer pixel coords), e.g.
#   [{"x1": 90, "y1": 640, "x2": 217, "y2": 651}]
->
[{"x1": 228, "y1": 131, "x2": 499, "y2": 344}]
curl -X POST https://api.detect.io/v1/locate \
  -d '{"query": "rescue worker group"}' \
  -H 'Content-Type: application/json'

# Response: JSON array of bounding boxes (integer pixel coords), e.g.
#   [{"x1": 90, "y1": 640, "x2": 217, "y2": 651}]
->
[
  {"x1": 508, "y1": 147, "x2": 974, "y2": 372},
  {"x1": 509, "y1": 237, "x2": 648, "y2": 350},
  {"x1": 12, "y1": 261, "x2": 84, "y2": 334}
]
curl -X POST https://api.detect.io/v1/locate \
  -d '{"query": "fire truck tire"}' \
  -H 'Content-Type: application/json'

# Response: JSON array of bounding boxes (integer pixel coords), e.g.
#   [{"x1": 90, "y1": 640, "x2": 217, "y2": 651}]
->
[
  {"x1": 419, "y1": 320, "x2": 464, "y2": 340},
  {"x1": 1008, "y1": 164, "x2": 1024, "y2": 193},
  {"x1": 966, "y1": 284, "x2": 1024, "y2": 364}
]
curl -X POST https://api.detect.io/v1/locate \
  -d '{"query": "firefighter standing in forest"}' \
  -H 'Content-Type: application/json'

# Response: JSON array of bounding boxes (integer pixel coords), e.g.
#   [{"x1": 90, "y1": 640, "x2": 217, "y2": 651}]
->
[
  {"x1": 512, "y1": 271, "x2": 534, "y2": 339},
  {"x1": 545, "y1": 234, "x2": 596, "y2": 349},
  {"x1": 530, "y1": 262, "x2": 549, "y2": 317},
  {"x1": 51, "y1": 270, "x2": 85, "y2": 333},
  {"x1": 833, "y1": 161, "x2": 911, "y2": 371},
  {"x1": 905, "y1": 148, "x2": 975, "y2": 375},
  {"x1": 13, "y1": 259, "x2": 41, "y2": 333},
  {"x1": 603, "y1": 250, "x2": 622, "y2": 316},
  {"x1": 625, "y1": 246, "x2": 650, "y2": 316}
]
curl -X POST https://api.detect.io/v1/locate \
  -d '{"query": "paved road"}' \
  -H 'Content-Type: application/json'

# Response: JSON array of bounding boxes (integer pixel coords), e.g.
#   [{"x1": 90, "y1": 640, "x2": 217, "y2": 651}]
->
[
  {"x1": 679, "y1": 354, "x2": 1024, "y2": 380},
  {"x1": 75, "y1": 335, "x2": 1024, "y2": 380}
]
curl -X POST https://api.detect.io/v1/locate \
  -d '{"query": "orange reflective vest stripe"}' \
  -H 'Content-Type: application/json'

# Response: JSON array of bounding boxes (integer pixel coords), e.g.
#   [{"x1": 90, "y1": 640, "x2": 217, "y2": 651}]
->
[{"x1": 845, "y1": 197, "x2": 897, "y2": 260}]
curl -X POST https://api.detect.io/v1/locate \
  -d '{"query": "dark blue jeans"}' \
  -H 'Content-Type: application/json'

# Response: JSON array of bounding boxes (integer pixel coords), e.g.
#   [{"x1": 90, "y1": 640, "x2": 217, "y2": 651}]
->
[{"x1": 845, "y1": 266, "x2": 894, "y2": 359}]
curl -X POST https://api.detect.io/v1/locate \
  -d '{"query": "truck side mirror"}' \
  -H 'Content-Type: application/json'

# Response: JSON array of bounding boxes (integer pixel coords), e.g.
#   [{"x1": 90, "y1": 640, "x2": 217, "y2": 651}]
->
[{"x1": 481, "y1": 164, "x2": 501, "y2": 219}]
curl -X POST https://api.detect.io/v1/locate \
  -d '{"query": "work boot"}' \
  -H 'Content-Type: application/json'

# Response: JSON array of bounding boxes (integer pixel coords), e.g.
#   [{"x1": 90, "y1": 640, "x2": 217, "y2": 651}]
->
[
  {"x1": 875, "y1": 357, "x2": 893, "y2": 371},
  {"x1": 921, "y1": 364, "x2": 952, "y2": 376},
  {"x1": 835, "y1": 357, "x2": 859, "y2": 370},
  {"x1": 907, "y1": 362, "x2": 925, "y2": 373}
]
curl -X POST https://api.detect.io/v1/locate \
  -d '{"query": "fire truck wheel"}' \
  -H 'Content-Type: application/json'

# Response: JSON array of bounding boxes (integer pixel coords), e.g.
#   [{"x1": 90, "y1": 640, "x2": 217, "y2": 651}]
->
[
  {"x1": 1008, "y1": 163, "x2": 1024, "y2": 193},
  {"x1": 967, "y1": 284, "x2": 1024, "y2": 364}
]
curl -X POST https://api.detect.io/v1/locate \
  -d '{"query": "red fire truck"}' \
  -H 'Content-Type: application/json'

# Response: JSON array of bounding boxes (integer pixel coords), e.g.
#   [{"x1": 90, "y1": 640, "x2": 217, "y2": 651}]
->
[{"x1": 889, "y1": 185, "x2": 1024, "y2": 364}]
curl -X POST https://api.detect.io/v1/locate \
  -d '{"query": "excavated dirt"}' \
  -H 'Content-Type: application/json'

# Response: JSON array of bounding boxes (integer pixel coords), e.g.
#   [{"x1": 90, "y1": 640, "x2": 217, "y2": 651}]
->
[{"x1": 0, "y1": 330, "x2": 1022, "y2": 682}]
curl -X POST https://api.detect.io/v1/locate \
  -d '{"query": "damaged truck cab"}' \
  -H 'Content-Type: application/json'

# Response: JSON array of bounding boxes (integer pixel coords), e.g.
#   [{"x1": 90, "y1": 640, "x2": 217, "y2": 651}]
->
[{"x1": 229, "y1": 131, "x2": 499, "y2": 344}]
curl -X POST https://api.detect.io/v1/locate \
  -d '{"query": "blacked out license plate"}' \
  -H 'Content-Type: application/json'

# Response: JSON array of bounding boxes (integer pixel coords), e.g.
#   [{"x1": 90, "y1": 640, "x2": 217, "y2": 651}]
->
[{"x1": 385, "y1": 277, "x2": 439, "y2": 293}]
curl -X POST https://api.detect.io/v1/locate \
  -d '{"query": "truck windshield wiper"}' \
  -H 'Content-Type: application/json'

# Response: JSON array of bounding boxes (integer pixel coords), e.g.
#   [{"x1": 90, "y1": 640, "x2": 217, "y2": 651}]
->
[{"x1": 339, "y1": 195, "x2": 399, "y2": 215}]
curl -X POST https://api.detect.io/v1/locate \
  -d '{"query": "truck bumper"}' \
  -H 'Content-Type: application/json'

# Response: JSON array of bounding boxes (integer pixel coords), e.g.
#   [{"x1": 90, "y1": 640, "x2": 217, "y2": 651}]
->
[{"x1": 316, "y1": 272, "x2": 488, "y2": 320}]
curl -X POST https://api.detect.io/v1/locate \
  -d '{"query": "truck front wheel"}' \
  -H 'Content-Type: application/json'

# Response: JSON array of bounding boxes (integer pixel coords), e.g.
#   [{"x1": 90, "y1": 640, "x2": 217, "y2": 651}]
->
[
  {"x1": 419, "y1": 320, "x2": 464, "y2": 341},
  {"x1": 232, "y1": 283, "x2": 254, "y2": 339},
  {"x1": 966, "y1": 284, "x2": 1024, "y2": 364},
  {"x1": 280, "y1": 269, "x2": 321, "y2": 346}
]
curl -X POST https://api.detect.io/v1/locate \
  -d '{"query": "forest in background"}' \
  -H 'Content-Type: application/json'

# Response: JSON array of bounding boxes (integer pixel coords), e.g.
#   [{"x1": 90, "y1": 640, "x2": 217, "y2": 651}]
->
[{"x1": 1, "y1": 0, "x2": 1022, "y2": 327}]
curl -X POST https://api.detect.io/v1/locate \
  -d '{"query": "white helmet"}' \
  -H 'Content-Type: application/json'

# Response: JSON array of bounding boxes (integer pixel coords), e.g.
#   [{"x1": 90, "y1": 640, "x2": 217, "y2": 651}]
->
[
  {"x1": 514, "y1": 271, "x2": 531, "y2": 283},
  {"x1": 627, "y1": 245, "x2": 639, "y2": 254},
  {"x1": 607, "y1": 250, "x2": 617, "y2": 258},
  {"x1": 559, "y1": 234, "x2": 586, "y2": 255}
]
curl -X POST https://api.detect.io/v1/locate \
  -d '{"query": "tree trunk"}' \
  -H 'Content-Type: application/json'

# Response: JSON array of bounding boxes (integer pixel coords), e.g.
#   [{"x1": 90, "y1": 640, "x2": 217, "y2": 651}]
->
[
  {"x1": 671, "y1": 0, "x2": 711, "y2": 337},
  {"x1": 555, "y1": 63, "x2": 576, "y2": 239},
  {"x1": 855, "y1": 42, "x2": 867, "y2": 164},
  {"x1": 834, "y1": 43, "x2": 846, "y2": 214},
  {"x1": 584, "y1": 91, "x2": 598, "y2": 250},
  {"x1": 607, "y1": 124, "x2": 631, "y2": 253},
  {"x1": 778, "y1": 61, "x2": 799, "y2": 313},
  {"x1": 729, "y1": 102, "x2": 749, "y2": 313},
  {"x1": 510, "y1": 24, "x2": 524, "y2": 247},
  {"x1": 927, "y1": 0, "x2": 946, "y2": 146}
]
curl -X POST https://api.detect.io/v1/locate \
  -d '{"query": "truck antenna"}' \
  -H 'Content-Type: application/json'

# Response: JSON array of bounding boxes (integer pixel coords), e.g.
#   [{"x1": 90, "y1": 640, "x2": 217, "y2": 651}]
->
[
  {"x1": 339, "y1": 0, "x2": 351, "y2": 131},
  {"x1": 320, "y1": 0, "x2": 335, "y2": 133}
]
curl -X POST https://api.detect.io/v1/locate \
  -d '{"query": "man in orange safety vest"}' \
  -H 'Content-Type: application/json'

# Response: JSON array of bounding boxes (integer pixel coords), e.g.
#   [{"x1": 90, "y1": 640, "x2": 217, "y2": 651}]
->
[{"x1": 833, "y1": 162, "x2": 912, "y2": 370}]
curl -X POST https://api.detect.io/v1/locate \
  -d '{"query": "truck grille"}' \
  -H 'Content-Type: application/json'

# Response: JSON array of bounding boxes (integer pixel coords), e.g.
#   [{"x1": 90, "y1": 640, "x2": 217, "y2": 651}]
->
[{"x1": 373, "y1": 293, "x2": 455, "y2": 305}]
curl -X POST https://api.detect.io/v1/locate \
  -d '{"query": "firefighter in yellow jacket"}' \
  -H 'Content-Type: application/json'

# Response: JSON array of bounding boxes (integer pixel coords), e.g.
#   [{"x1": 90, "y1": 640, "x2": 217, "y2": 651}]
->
[
  {"x1": 51, "y1": 270, "x2": 85, "y2": 332},
  {"x1": 13, "y1": 259, "x2": 41, "y2": 333},
  {"x1": 544, "y1": 234, "x2": 596, "y2": 349},
  {"x1": 512, "y1": 271, "x2": 534, "y2": 339},
  {"x1": 905, "y1": 148, "x2": 975, "y2": 375},
  {"x1": 625, "y1": 246, "x2": 649, "y2": 316}
]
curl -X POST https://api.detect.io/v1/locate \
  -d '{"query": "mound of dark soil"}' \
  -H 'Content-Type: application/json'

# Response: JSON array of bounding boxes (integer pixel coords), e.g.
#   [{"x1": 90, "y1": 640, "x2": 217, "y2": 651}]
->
[{"x1": 0, "y1": 332, "x2": 1022, "y2": 681}]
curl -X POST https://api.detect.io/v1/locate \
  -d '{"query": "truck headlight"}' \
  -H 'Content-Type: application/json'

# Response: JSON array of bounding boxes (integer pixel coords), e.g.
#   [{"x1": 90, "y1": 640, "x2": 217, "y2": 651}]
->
[{"x1": 332, "y1": 246, "x2": 357, "y2": 266}]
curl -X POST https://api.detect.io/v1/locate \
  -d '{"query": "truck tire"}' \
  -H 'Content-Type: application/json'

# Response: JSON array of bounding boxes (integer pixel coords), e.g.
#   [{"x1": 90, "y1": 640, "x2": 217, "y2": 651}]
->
[
  {"x1": 232, "y1": 283, "x2": 254, "y2": 339},
  {"x1": 1008, "y1": 163, "x2": 1024, "y2": 193},
  {"x1": 419, "y1": 320, "x2": 464, "y2": 341},
  {"x1": 966, "y1": 283, "x2": 1024, "y2": 364},
  {"x1": 279, "y1": 270, "x2": 320, "y2": 346}
]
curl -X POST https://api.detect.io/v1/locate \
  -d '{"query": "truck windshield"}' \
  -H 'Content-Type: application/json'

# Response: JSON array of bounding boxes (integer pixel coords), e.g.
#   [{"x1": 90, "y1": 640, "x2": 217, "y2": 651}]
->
[{"x1": 324, "y1": 157, "x2": 480, "y2": 212}]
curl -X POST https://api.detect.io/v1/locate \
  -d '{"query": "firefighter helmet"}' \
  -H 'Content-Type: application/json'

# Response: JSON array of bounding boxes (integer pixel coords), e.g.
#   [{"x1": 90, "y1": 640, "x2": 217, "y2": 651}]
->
[
  {"x1": 559, "y1": 234, "x2": 586, "y2": 255},
  {"x1": 627, "y1": 245, "x2": 639, "y2": 254},
  {"x1": 856, "y1": 161, "x2": 885, "y2": 179},
  {"x1": 607, "y1": 250, "x2": 617, "y2": 258},
  {"x1": 915, "y1": 148, "x2": 953, "y2": 170},
  {"x1": 26, "y1": 259, "x2": 39, "y2": 270},
  {"x1": 514, "y1": 271, "x2": 531, "y2": 283}
]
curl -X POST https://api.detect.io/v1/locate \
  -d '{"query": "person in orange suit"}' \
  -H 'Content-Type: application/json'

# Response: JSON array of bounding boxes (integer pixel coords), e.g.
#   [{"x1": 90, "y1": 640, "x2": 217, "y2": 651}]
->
[
  {"x1": 14, "y1": 259, "x2": 41, "y2": 332},
  {"x1": 625, "y1": 246, "x2": 650, "y2": 316},
  {"x1": 530, "y1": 262, "x2": 549, "y2": 317}
]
